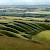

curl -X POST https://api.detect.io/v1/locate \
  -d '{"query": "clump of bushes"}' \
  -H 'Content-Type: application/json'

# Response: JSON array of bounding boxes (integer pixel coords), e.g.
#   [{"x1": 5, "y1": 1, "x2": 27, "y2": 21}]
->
[{"x1": 44, "y1": 19, "x2": 49, "y2": 22}]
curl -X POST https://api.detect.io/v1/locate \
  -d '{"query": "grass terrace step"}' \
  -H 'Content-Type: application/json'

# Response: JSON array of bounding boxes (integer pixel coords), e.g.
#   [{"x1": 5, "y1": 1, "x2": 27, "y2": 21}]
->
[
  {"x1": 37, "y1": 23, "x2": 50, "y2": 30},
  {"x1": 0, "y1": 30, "x2": 29, "y2": 40},
  {"x1": 14, "y1": 21, "x2": 39, "y2": 32}
]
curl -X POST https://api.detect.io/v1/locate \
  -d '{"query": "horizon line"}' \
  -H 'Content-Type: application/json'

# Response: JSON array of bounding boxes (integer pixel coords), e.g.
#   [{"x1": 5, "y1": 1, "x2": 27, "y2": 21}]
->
[{"x1": 0, "y1": 4, "x2": 48, "y2": 6}]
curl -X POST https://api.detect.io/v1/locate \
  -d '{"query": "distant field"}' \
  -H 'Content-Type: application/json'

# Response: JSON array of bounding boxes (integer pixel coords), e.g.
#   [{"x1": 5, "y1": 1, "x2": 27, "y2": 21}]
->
[
  {"x1": 38, "y1": 11, "x2": 50, "y2": 14},
  {"x1": 0, "y1": 16, "x2": 50, "y2": 21},
  {"x1": 1, "y1": 11, "x2": 50, "y2": 15},
  {"x1": 25, "y1": 11, "x2": 50, "y2": 14},
  {"x1": 0, "y1": 11, "x2": 50, "y2": 18}
]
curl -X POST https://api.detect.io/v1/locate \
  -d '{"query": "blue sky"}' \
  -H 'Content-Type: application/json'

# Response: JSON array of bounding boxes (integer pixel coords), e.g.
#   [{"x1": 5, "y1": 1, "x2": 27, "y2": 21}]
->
[{"x1": 0, "y1": 0, "x2": 50, "y2": 5}]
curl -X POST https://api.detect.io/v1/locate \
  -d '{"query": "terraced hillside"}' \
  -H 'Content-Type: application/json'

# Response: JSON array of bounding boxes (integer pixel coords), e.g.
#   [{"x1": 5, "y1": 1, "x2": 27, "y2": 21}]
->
[
  {"x1": 0, "y1": 19, "x2": 50, "y2": 41},
  {"x1": 0, "y1": 17, "x2": 50, "y2": 50}
]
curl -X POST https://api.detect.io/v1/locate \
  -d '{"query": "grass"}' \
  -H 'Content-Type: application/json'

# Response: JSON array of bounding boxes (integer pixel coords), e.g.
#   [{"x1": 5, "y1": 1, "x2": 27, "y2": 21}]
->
[
  {"x1": 0, "y1": 17, "x2": 50, "y2": 40},
  {"x1": 32, "y1": 30, "x2": 50, "y2": 45},
  {"x1": 0, "y1": 36, "x2": 50, "y2": 50},
  {"x1": 0, "y1": 16, "x2": 50, "y2": 50},
  {"x1": 0, "y1": 16, "x2": 50, "y2": 21}
]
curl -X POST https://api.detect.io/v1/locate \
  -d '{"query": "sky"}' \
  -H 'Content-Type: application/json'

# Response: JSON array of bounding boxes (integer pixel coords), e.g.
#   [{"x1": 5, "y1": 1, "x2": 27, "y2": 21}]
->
[{"x1": 0, "y1": 0, "x2": 50, "y2": 5}]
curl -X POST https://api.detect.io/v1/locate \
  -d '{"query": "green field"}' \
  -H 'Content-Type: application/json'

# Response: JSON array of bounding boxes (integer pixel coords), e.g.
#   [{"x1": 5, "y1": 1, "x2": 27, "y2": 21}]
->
[
  {"x1": 0, "y1": 17, "x2": 50, "y2": 50},
  {"x1": 32, "y1": 30, "x2": 50, "y2": 45}
]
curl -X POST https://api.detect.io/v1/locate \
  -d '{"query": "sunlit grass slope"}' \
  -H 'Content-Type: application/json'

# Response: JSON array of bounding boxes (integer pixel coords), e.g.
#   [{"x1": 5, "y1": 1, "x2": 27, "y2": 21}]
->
[{"x1": 32, "y1": 30, "x2": 50, "y2": 45}]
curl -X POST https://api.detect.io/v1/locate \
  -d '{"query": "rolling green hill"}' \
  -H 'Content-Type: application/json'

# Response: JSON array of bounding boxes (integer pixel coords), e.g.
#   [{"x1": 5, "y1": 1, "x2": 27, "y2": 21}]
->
[
  {"x1": 0, "y1": 17, "x2": 50, "y2": 50},
  {"x1": 32, "y1": 30, "x2": 50, "y2": 44},
  {"x1": 0, "y1": 19, "x2": 50, "y2": 40}
]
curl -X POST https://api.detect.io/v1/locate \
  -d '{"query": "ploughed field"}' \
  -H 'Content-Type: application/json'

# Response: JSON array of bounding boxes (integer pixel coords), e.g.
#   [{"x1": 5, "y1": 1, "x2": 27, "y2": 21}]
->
[{"x1": 0, "y1": 17, "x2": 50, "y2": 50}]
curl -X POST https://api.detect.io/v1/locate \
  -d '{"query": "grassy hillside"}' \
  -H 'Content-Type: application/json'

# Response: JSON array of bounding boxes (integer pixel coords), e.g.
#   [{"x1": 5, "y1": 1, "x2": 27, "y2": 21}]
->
[
  {"x1": 0, "y1": 17, "x2": 50, "y2": 50},
  {"x1": 32, "y1": 30, "x2": 50, "y2": 45},
  {"x1": 0, "y1": 36, "x2": 50, "y2": 50},
  {"x1": 0, "y1": 17, "x2": 50, "y2": 40}
]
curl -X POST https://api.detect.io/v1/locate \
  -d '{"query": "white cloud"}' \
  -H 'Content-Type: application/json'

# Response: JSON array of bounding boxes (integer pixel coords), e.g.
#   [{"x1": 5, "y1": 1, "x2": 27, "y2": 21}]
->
[{"x1": 0, "y1": 0, "x2": 50, "y2": 5}]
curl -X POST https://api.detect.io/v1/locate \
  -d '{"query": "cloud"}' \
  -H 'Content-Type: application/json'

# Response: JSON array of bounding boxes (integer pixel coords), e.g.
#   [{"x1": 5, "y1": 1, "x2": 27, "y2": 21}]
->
[{"x1": 0, "y1": 0, "x2": 50, "y2": 5}]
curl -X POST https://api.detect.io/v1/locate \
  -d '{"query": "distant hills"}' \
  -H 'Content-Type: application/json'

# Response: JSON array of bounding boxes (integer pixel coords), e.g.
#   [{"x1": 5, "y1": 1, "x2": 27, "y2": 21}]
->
[{"x1": 0, "y1": 5, "x2": 50, "y2": 8}]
